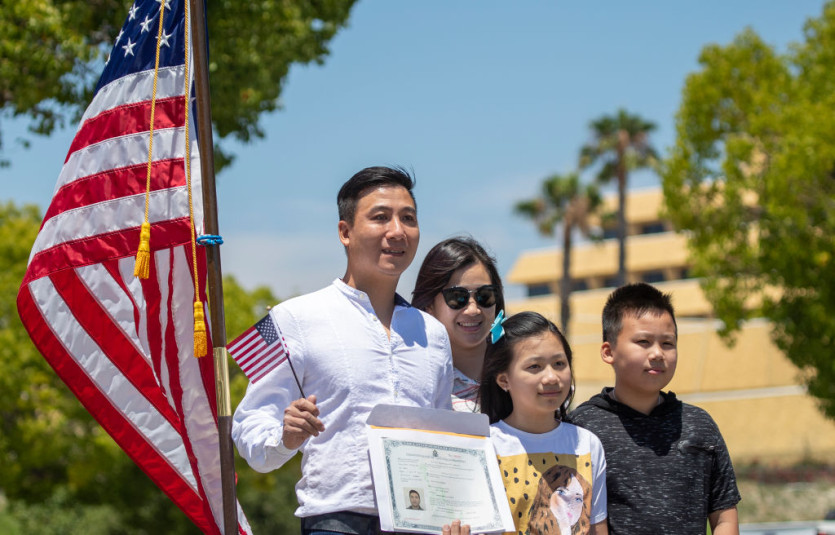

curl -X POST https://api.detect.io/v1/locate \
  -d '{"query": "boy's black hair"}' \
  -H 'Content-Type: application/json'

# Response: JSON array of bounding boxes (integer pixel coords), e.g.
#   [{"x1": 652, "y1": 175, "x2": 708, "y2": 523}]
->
[
  {"x1": 337, "y1": 166, "x2": 416, "y2": 224},
  {"x1": 411, "y1": 236, "x2": 505, "y2": 314},
  {"x1": 602, "y1": 282, "x2": 677, "y2": 345},
  {"x1": 479, "y1": 311, "x2": 574, "y2": 424}
]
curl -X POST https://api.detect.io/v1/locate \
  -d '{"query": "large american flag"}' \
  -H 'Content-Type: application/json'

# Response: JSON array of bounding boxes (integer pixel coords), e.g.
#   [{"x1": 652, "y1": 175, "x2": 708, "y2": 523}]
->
[{"x1": 16, "y1": 0, "x2": 250, "y2": 533}]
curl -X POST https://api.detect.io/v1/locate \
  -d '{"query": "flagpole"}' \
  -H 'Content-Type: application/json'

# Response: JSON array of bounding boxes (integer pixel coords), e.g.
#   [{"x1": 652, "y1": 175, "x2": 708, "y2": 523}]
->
[{"x1": 189, "y1": 1, "x2": 239, "y2": 533}]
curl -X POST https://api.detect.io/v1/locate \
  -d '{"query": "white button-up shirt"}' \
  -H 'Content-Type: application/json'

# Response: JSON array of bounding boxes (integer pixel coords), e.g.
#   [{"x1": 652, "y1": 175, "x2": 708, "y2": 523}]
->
[{"x1": 232, "y1": 279, "x2": 454, "y2": 517}]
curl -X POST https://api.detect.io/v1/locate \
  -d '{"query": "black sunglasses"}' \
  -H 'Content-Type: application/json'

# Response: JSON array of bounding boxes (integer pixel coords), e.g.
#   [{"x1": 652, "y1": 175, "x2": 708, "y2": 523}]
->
[{"x1": 441, "y1": 285, "x2": 497, "y2": 310}]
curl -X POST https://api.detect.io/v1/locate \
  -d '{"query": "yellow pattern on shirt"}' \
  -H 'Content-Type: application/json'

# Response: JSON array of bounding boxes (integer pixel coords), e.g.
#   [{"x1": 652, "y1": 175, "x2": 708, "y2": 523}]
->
[{"x1": 496, "y1": 452, "x2": 593, "y2": 535}]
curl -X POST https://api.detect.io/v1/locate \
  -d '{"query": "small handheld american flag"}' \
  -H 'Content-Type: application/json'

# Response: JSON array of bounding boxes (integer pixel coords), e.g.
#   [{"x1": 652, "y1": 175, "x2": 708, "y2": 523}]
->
[{"x1": 228, "y1": 313, "x2": 304, "y2": 394}]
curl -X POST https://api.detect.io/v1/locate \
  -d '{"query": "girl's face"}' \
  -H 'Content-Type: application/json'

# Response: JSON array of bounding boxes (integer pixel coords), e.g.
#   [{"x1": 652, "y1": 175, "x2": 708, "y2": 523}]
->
[
  {"x1": 496, "y1": 332, "x2": 572, "y2": 433},
  {"x1": 426, "y1": 261, "x2": 496, "y2": 360}
]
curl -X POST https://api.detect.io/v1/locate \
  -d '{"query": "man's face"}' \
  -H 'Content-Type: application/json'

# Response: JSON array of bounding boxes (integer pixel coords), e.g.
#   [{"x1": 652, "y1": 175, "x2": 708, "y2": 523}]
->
[
  {"x1": 603, "y1": 311, "x2": 678, "y2": 399},
  {"x1": 409, "y1": 491, "x2": 420, "y2": 508},
  {"x1": 339, "y1": 185, "x2": 419, "y2": 283}
]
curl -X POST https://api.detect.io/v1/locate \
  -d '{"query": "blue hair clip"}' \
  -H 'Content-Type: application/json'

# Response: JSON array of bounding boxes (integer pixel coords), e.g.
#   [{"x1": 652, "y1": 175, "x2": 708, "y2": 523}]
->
[{"x1": 490, "y1": 310, "x2": 506, "y2": 343}]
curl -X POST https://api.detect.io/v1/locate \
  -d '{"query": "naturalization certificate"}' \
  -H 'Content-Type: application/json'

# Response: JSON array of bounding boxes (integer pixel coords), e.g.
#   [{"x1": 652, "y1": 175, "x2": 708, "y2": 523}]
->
[{"x1": 367, "y1": 405, "x2": 514, "y2": 534}]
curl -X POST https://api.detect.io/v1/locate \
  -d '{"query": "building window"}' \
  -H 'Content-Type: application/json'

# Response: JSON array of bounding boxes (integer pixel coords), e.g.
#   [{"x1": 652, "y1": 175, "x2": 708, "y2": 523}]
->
[
  {"x1": 640, "y1": 270, "x2": 666, "y2": 284},
  {"x1": 640, "y1": 222, "x2": 666, "y2": 235},
  {"x1": 527, "y1": 283, "x2": 552, "y2": 297},
  {"x1": 572, "y1": 279, "x2": 588, "y2": 292},
  {"x1": 603, "y1": 276, "x2": 620, "y2": 288}
]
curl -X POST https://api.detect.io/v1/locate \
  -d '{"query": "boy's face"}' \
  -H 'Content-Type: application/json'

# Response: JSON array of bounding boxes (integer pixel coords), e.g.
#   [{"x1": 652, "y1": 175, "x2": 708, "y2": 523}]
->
[
  {"x1": 338, "y1": 185, "x2": 419, "y2": 283},
  {"x1": 602, "y1": 310, "x2": 677, "y2": 398}
]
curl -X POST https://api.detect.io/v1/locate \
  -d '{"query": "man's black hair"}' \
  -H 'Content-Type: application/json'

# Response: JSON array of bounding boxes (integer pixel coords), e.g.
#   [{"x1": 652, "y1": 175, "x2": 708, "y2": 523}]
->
[{"x1": 337, "y1": 166, "x2": 416, "y2": 224}]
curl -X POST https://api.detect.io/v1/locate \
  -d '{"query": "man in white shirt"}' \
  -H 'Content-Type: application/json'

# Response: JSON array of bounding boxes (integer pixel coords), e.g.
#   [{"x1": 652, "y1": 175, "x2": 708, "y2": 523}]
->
[{"x1": 232, "y1": 166, "x2": 457, "y2": 535}]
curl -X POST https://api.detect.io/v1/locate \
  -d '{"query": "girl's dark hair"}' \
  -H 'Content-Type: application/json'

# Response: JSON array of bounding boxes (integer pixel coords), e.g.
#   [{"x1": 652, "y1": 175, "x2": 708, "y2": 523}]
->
[
  {"x1": 411, "y1": 236, "x2": 504, "y2": 313},
  {"x1": 479, "y1": 311, "x2": 574, "y2": 424}
]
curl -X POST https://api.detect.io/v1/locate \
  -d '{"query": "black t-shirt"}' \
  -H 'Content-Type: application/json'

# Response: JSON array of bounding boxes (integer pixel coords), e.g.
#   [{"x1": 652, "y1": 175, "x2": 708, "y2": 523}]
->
[{"x1": 570, "y1": 389, "x2": 741, "y2": 535}]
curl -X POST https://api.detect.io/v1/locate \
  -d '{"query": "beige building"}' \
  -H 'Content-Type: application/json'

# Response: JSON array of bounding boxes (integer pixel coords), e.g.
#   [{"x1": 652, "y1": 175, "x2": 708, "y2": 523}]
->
[{"x1": 506, "y1": 188, "x2": 835, "y2": 465}]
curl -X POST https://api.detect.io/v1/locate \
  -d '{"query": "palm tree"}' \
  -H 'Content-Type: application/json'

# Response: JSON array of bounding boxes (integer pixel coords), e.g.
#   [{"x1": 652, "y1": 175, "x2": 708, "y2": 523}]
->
[
  {"x1": 516, "y1": 172, "x2": 602, "y2": 336},
  {"x1": 580, "y1": 109, "x2": 657, "y2": 287}
]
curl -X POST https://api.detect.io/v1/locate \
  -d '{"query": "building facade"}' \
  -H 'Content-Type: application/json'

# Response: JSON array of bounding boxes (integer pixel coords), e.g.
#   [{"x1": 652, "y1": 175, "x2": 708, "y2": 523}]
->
[{"x1": 506, "y1": 188, "x2": 835, "y2": 465}]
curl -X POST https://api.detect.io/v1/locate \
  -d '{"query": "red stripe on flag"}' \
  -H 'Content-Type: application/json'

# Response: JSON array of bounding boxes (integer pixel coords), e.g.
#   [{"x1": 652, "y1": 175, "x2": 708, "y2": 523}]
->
[
  {"x1": 48, "y1": 267, "x2": 182, "y2": 428},
  {"x1": 44, "y1": 159, "x2": 186, "y2": 222},
  {"x1": 227, "y1": 326, "x2": 257, "y2": 351},
  {"x1": 101, "y1": 259, "x2": 145, "y2": 352},
  {"x1": 16, "y1": 285, "x2": 215, "y2": 534},
  {"x1": 156, "y1": 247, "x2": 221, "y2": 534},
  {"x1": 239, "y1": 346, "x2": 285, "y2": 374},
  {"x1": 247, "y1": 355, "x2": 288, "y2": 384},
  {"x1": 22, "y1": 217, "x2": 192, "y2": 286},
  {"x1": 141, "y1": 253, "x2": 167, "y2": 399},
  {"x1": 67, "y1": 97, "x2": 184, "y2": 157}
]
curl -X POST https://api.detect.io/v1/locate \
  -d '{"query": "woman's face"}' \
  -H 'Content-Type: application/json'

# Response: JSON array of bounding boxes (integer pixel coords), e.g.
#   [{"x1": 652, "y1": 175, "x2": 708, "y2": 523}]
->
[{"x1": 426, "y1": 261, "x2": 496, "y2": 360}]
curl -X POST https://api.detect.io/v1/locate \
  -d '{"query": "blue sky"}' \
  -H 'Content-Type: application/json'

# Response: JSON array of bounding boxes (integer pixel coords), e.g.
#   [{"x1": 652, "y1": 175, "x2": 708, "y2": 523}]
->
[{"x1": 2, "y1": 0, "x2": 826, "y2": 301}]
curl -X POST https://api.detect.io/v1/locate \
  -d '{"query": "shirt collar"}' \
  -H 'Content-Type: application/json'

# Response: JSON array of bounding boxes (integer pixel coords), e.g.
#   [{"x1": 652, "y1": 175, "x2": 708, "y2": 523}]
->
[
  {"x1": 331, "y1": 278, "x2": 411, "y2": 310},
  {"x1": 453, "y1": 366, "x2": 479, "y2": 386}
]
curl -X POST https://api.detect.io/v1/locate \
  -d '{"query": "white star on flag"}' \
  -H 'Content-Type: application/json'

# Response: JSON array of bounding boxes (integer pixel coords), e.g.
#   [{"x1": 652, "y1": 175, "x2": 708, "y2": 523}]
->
[
  {"x1": 140, "y1": 15, "x2": 155, "y2": 33},
  {"x1": 122, "y1": 38, "x2": 136, "y2": 56},
  {"x1": 159, "y1": 29, "x2": 172, "y2": 48}
]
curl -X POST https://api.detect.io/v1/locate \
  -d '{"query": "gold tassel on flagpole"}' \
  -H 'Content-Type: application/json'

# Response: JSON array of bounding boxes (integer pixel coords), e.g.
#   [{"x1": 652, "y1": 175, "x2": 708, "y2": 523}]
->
[
  {"x1": 134, "y1": 1, "x2": 166, "y2": 280},
  {"x1": 134, "y1": 222, "x2": 151, "y2": 279},
  {"x1": 182, "y1": 2, "x2": 207, "y2": 358},
  {"x1": 193, "y1": 301, "x2": 207, "y2": 357}
]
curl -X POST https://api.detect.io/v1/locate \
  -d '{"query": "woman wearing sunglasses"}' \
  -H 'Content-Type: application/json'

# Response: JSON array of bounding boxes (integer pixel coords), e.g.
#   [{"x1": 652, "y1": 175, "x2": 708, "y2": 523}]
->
[{"x1": 412, "y1": 237, "x2": 504, "y2": 412}]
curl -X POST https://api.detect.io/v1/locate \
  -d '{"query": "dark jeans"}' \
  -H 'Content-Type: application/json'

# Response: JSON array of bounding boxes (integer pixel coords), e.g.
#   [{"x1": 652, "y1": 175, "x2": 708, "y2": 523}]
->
[{"x1": 300, "y1": 511, "x2": 410, "y2": 535}]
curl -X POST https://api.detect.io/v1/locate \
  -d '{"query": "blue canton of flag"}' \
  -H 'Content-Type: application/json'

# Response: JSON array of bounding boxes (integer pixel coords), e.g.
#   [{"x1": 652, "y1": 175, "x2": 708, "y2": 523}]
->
[
  {"x1": 255, "y1": 315, "x2": 279, "y2": 344},
  {"x1": 100, "y1": 0, "x2": 187, "y2": 90}
]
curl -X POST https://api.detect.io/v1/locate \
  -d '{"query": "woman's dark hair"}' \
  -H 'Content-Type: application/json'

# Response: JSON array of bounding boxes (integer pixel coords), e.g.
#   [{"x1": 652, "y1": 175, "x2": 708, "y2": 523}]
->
[
  {"x1": 479, "y1": 311, "x2": 574, "y2": 424},
  {"x1": 411, "y1": 236, "x2": 504, "y2": 313}
]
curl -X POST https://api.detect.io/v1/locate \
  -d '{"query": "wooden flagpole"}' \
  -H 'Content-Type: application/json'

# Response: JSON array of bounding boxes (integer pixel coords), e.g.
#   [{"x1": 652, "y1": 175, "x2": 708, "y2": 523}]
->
[{"x1": 189, "y1": 1, "x2": 239, "y2": 533}]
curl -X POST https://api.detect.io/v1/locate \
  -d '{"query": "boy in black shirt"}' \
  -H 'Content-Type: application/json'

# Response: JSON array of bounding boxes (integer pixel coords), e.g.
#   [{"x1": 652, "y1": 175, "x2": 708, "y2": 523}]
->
[{"x1": 571, "y1": 283, "x2": 740, "y2": 534}]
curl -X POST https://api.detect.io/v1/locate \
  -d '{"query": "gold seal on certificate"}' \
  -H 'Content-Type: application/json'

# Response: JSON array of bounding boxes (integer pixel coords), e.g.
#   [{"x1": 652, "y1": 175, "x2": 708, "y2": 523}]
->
[{"x1": 367, "y1": 405, "x2": 515, "y2": 534}]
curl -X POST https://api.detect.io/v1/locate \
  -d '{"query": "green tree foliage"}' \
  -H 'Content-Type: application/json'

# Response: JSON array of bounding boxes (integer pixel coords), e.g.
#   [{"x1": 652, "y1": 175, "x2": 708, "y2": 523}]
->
[
  {"x1": 580, "y1": 110, "x2": 658, "y2": 287},
  {"x1": 661, "y1": 3, "x2": 835, "y2": 418},
  {"x1": 0, "y1": 0, "x2": 120, "y2": 153},
  {"x1": 0, "y1": 0, "x2": 357, "y2": 169},
  {"x1": 515, "y1": 173, "x2": 602, "y2": 336},
  {"x1": 0, "y1": 199, "x2": 301, "y2": 532}
]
